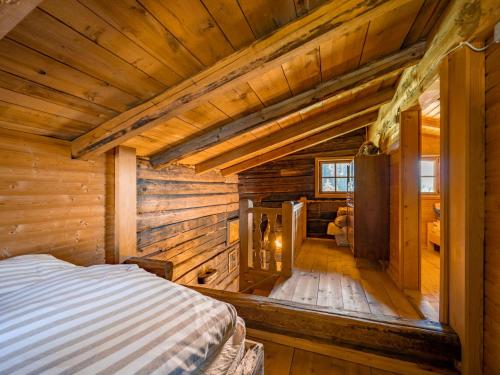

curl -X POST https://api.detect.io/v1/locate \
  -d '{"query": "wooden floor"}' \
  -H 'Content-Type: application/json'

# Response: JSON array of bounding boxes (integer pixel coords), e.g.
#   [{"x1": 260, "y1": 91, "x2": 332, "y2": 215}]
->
[
  {"x1": 255, "y1": 338, "x2": 398, "y2": 375},
  {"x1": 406, "y1": 248, "x2": 440, "y2": 321},
  {"x1": 267, "y1": 239, "x2": 421, "y2": 320}
]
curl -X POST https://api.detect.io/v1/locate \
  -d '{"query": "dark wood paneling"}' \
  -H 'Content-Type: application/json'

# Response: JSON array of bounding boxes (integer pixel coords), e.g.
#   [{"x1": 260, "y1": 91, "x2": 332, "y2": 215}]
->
[
  {"x1": 239, "y1": 130, "x2": 364, "y2": 237},
  {"x1": 136, "y1": 160, "x2": 240, "y2": 290}
]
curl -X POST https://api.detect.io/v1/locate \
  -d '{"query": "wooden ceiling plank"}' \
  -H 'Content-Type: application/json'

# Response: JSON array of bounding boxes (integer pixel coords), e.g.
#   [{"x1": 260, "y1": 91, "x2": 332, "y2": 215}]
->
[
  {"x1": 238, "y1": 0, "x2": 297, "y2": 39},
  {"x1": 8, "y1": 8, "x2": 164, "y2": 100},
  {"x1": 0, "y1": 0, "x2": 42, "y2": 39},
  {"x1": 320, "y1": 23, "x2": 369, "y2": 81},
  {"x1": 80, "y1": 0, "x2": 202, "y2": 78},
  {"x1": 200, "y1": 0, "x2": 255, "y2": 49},
  {"x1": 247, "y1": 65, "x2": 293, "y2": 106},
  {"x1": 221, "y1": 111, "x2": 378, "y2": 175},
  {"x1": 0, "y1": 39, "x2": 138, "y2": 113},
  {"x1": 71, "y1": 0, "x2": 414, "y2": 159},
  {"x1": 139, "y1": 0, "x2": 235, "y2": 67},
  {"x1": 282, "y1": 47, "x2": 322, "y2": 95},
  {"x1": 0, "y1": 70, "x2": 117, "y2": 121},
  {"x1": 359, "y1": 0, "x2": 424, "y2": 65},
  {"x1": 0, "y1": 86, "x2": 103, "y2": 126},
  {"x1": 149, "y1": 42, "x2": 424, "y2": 168},
  {"x1": 40, "y1": 0, "x2": 181, "y2": 88},
  {"x1": 195, "y1": 87, "x2": 395, "y2": 174}
]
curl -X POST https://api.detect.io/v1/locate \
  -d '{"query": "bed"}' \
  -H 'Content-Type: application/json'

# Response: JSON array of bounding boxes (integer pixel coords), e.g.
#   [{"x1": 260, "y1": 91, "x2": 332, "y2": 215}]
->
[{"x1": 0, "y1": 255, "x2": 263, "y2": 375}]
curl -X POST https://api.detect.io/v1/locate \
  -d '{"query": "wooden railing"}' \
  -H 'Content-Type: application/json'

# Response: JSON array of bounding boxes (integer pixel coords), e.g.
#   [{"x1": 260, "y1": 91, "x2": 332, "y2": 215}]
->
[{"x1": 239, "y1": 199, "x2": 306, "y2": 282}]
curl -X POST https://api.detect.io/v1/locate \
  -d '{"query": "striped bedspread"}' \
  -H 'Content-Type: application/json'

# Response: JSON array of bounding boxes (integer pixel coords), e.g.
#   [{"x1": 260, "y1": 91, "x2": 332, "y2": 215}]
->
[{"x1": 0, "y1": 255, "x2": 238, "y2": 375}]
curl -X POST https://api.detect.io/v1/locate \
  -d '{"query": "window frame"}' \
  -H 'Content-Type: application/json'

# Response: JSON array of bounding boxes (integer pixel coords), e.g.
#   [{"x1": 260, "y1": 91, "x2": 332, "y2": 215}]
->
[
  {"x1": 420, "y1": 155, "x2": 440, "y2": 195},
  {"x1": 314, "y1": 157, "x2": 353, "y2": 198}
]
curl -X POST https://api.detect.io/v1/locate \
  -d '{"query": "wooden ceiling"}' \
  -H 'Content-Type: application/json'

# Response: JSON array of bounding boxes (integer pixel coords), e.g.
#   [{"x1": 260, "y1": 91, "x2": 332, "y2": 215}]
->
[{"x1": 0, "y1": 0, "x2": 449, "y2": 173}]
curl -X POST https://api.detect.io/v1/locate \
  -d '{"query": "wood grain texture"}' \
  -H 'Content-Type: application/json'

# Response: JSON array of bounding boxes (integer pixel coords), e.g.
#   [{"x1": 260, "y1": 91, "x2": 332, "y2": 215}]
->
[
  {"x1": 190, "y1": 286, "x2": 460, "y2": 370},
  {"x1": 238, "y1": 131, "x2": 365, "y2": 237},
  {"x1": 196, "y1": 88, "x2": 394, "y2": 173},
  {"x1": 71, "y1": 0, "x2": 413, "y2": 159},
  {"x1": 0, "y1": 0, "x2": 42, "y2": 39},
  {"x1": 0, "y1": 128, "x2": 112, "y2": 266},
  {"x1": 268, "y1": 239, "x2": 420, "y2": 320},
  {"x1": 441, "y1": 45, "x2": 484, "y2": 375},
  {"x1": 483, "y1": 36, "x2": 499, "y2": 375},
  {"x1": 136, "y1": 161, "x2": 239, "y2": 289},
  {"x1": 149, "y1": 43, "x2": 424, "y2": 168}
]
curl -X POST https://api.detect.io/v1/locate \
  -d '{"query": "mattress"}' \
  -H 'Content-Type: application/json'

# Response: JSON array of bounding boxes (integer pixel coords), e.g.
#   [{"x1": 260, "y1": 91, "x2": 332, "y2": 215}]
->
[{"x1": 0, "y1": 254, "x2": 241, "y2": 375}]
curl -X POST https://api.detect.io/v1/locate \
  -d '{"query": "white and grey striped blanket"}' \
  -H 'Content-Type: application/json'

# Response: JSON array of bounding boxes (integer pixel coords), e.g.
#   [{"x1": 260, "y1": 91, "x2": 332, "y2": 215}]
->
[{"x1": 0, "y1": 255, "x2": 239, "y2": 375}]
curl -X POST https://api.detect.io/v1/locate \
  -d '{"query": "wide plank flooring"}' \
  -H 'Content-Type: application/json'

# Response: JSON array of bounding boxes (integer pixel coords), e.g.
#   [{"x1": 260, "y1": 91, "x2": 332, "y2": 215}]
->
[
  {"x1": 406, "y1": 248, "x2": 440, "y2": 321},
  {"x1": 254, "y1": 338, "x2": 398, "y2": 375},
  {"x1": 268, "y1": 239, "x2": 421, "y2": 320}
]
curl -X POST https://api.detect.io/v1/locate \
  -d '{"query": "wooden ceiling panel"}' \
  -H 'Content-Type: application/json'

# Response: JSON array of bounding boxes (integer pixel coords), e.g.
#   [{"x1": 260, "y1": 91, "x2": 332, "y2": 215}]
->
[
  {"x1": 9, "y1": 8, "x2": 165, "y2": 100},
  {"x1": 79, "y1": 0, "x2": 202, "y2": 78},
  {"x1": 177, "y1": 103, "x2": 231, "y2": 130},
  {"x1": 420, "y1": 78, "x2": 440, "y2": 118},
  {"x1": 200, "y1": 0, "x2": 256, "y2": 49},
  {"x1": 359, "y1": 0, "x2": 424, "y2": 65},
  {"x1": 247, "y1": 66, "x2": 293, "y2": 106},
  {"x1": 238, "y1": 0, "x2": 297, "y2": 38},
  {"x1": 0, "y1": 70, "x2": 117, "y2": 122},
  {"x1": 39, "y1": 0, "x2": 181, "y2": 88},
  {"x1": 208, "y1": 83, "x2": 264, "y2": 119},
  {"x1": 0, "y1": 100, "x2": 94, "y2": 140},
  {"x1": 282, "y1": 48, "x2": 322, "y2": 95},
  {"x1": 320, "y1": 23, "x2": 369, "y2": 81},
  {"x1": 0, "y1": 0, "x2": 448, "y2": 159},
  {"x1": 139, "y1": 0, "x2": 235, "y2": 66},
  {"x1": 0, "y1": 39, "x2": 138, "y2": 112}
]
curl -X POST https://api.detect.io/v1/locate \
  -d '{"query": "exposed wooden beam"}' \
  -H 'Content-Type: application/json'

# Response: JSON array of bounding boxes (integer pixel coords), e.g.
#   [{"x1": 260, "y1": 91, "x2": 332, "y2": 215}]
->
[
  {"x1": 0, "y1": 0, "x2": 42, "y2": 39},
  {"x1": 189, "y1": 287, "x2": 460, "y2": 370},
  {"x1": 150, "y1": 42, "x2": 425, "y2": 168},
  {"x1": 221, "y1": 112, "x2": 378, "y2": 176},
  {"x1": 195, "y1": 88, "x2": 395, "y2": 174},
  {"x1": 373, "y1": 0, "x2": 500, "y2": 150},
  {"x1": 71, "y1": 0, "x2": 413, "y2": 160}
]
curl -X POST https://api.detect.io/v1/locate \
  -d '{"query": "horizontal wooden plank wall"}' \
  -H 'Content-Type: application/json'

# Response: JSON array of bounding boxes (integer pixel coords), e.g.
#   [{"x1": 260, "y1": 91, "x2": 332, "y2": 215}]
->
[
  {"x1": 136, "y1": 161, "x2": 240, "y2": 291},
  {"x1": 0, "y1": 128, "x2": 112, "y2": 266},
  {"x1": 484, "y1": 37, "x2": 500, "y2": 375},
  {"x1": 239, "y1": 130, "x2": 364, "y2": 237}
]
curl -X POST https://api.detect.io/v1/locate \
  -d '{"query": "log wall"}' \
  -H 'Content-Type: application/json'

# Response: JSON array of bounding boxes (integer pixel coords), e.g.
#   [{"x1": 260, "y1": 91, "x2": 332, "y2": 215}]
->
[
  {"x1": 136, "y1": 161, "x2": 240, "y2": 291},
  {"x1": 238, "y1": 131, "x2": 365, "y2": 238},
  {"x1": 0, "y1": 129, "x2": 112, "y2": 266},
  {"x1": 484, "y1": 38, "x2": 500, "y2": 375}
]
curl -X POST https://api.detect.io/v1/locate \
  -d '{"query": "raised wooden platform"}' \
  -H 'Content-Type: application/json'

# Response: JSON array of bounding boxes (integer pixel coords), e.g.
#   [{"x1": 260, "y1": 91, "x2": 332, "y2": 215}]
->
[{"x1": 268, "y1": 239, "x2": 421, "y2": 320}]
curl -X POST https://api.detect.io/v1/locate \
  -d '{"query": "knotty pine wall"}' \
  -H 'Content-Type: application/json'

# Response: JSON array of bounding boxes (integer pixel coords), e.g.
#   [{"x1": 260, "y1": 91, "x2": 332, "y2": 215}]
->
[
  {"x1": 239, "y1": 130, "x2": 365, "y2": 237},
  {"x1": 136, "y1": 161, "x2": 240, "y2": 291},
  {"x1": 0, "y1": 129, "x2": 113, "y2": 266},
  {"x1": 484, "y1": 38, "x2": 500, "y2": 375}
]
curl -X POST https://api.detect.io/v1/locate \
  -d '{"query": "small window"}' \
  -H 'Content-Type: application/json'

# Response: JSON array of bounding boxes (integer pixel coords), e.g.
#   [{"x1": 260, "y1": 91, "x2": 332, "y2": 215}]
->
[
  {"x1": 420, "y1": 156, "x2": 439, "y2": 194},
  {"x1": 315, "y1": 158, "x2": 352, "y2": 198}
]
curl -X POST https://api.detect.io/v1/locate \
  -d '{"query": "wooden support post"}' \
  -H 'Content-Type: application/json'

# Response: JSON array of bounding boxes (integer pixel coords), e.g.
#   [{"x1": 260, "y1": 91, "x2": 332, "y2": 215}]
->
[
  {"x1": 114, "y1": 146, "x2": 137, "y2": 263},
  {"x1": 399, "y1": 106, "x2": 421, "y2": 290},
  {"x1": 440, "y1": 45, "x2": 485, "y2": 375},
  {"x1": 282, "y1": 201, "x2": 294, "y2": 277},
  {"x1": 239, "y1": 199, "x2": 253, "y2": 273},
  {"x1": 299, "y1": 197, "x2": 308, "y2": 240}
]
